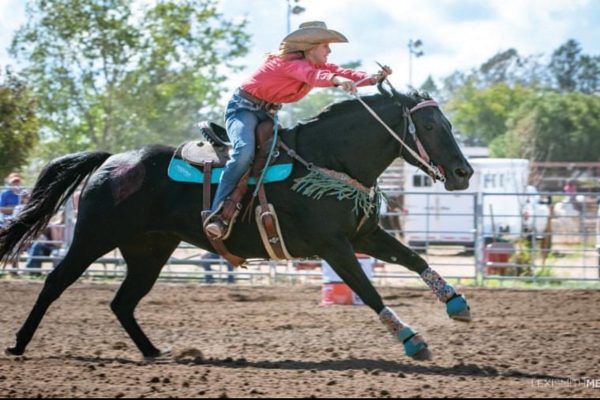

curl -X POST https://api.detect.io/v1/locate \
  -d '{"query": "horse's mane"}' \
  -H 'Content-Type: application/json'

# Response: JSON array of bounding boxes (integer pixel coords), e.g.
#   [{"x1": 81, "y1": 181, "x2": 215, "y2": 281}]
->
[
  {"x1": 318, "y1": 93, "x2": 381, "y2": 117},
  {"x1": 294, "y1": 90, "x2": 433, "y2": 129}
]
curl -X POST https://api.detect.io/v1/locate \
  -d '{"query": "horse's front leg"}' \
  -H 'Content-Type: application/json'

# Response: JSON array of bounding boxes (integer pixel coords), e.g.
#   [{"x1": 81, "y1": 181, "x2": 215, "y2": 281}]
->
[
  {"x1": 317, "y1": 236, "x2": 432, "y2": 360},
  {"x1": 354, "y1": 227, "x2": 471, "y2": 322}
]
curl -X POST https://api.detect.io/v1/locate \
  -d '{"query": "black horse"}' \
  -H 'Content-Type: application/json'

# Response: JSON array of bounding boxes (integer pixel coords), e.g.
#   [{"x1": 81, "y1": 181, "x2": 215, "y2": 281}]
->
[{"x1": 0, "y1": 85, "x2": 473, "y2": 360}]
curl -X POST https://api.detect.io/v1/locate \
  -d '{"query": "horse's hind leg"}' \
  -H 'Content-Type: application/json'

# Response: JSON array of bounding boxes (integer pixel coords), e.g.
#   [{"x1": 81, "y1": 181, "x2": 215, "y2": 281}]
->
[
  {"x1": 111, "y1": 234, "x2": 180, "y2": 358},
  {"x1": 6, "y1": 240, "x2": 115, "y2": 356}
]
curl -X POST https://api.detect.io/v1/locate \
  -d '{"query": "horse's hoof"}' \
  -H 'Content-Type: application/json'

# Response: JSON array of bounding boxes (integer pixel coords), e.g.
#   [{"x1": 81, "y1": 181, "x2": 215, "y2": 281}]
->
[
  {"x1": 5, "y1": 346, "x2": 24, "y2": 356},
  {"x1": 451, "y1": 308, "x2": 472, "y2": 322},
  {"x1": 447, "y1": 294, "x2": 471, "y2": 322},
  {"x1": 159, "y1": 349, "x2": 173, "y2": 358},
  {"x1": 410, "y1": 346, "x2": 433, "y2": 361},
  {"x1": 143, "y1": 348, "x2": 172, "y2": 361},
  {"x1": 402, "y1": 332, "x2": 429, "y2": 359}
]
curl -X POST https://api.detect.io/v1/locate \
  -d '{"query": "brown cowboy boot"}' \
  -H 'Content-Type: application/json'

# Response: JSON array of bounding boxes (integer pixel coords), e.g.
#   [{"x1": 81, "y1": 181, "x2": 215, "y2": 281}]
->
[
  {"x1": 203, "y1": 201, "x2": 228, "y2": 239},
  {"x1": 203, "y1": 170, "x2": 250, "y2": 240}
]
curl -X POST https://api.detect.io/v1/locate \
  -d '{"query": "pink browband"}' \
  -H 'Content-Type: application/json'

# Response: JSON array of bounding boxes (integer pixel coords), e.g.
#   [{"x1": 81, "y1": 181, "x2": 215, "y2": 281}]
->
[{"x1": 409, "y1": 100, "x2": 438, "y2": 113}]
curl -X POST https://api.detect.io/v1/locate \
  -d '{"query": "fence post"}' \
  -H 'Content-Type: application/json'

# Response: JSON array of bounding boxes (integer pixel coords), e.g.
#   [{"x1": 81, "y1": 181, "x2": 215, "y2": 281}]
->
[{"x1": 474, "y1": 193, "x2": 484, "y2": 286}]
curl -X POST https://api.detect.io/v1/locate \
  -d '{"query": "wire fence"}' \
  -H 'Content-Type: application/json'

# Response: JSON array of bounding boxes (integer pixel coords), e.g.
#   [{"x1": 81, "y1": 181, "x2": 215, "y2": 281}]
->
[{"x1": 1, "y1": 186, "x2": 599, "y2": 287}]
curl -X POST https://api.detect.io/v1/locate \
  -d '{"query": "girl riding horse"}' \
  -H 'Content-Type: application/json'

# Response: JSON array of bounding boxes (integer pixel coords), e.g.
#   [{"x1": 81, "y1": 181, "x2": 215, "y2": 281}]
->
[{"x1": 204, "y1": 21, "x2": 392, "y2": 239}]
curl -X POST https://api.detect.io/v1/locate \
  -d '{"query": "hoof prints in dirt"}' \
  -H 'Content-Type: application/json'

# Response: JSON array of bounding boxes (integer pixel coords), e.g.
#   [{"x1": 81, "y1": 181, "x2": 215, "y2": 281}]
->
[{"x1": 1, "y1": 283, "x2": 599, "y2": 398}]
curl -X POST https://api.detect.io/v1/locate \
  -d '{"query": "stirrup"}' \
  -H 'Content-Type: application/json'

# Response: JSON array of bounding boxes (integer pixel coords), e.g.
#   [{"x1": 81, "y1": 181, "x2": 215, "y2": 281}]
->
[{"x1": 203, "y1": 201, "x2": 239, "y2": 241}]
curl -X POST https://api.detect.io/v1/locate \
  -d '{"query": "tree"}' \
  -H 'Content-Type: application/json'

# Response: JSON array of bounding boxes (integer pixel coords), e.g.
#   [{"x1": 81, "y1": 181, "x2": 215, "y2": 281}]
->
[
  {"x1": 549, "y1": 39, "x2": 582, "y2": 92},
  {"x1": 436, "y1": 39, "x2": 599, "y2": 157},
  {"x1": 446, "y1": 81, "x2": 534, "y2": 145},
  {"x1": 479, "y1": 49, "x2": 520, "y2": 85},
  {"x1": 419, "y1": 75, "x2": 439, "y2": 99},
  {"x1": 501, "y1": 91, "x2": 600, "y2": 162},
  {"x1": 10, "y1": 0, "x2": 250, "y2": 159},
  {"x1": 0, "y1": 68, "x2": 39, "y2": 178},
  {"x1": 478, "y1": 48, "x2": 549, "y2": 89},
  {"x1": 548, "y1": 39, "x2": 600, "y2": 94},
  {"x1": 577, "y1": 54, "x2": 600, "y2": 94}
]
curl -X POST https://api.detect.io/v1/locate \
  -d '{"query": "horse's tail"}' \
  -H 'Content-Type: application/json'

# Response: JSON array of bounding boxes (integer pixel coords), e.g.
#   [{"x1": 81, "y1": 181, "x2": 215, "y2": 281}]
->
[{"x1": 0, "y1": 151, "x2": 112, "y2": 265}]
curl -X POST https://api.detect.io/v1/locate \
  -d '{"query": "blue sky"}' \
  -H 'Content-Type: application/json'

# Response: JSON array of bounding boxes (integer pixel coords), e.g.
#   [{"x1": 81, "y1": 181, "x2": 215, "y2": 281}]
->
[{"x1": 1, "y1": 0, "x2": 599, "y2": 95}]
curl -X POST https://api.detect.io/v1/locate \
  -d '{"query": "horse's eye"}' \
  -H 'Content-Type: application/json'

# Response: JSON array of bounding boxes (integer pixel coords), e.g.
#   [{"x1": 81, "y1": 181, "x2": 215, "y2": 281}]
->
[{"x1": 425, "y1": 124, "x2": 434, "y2": 131}]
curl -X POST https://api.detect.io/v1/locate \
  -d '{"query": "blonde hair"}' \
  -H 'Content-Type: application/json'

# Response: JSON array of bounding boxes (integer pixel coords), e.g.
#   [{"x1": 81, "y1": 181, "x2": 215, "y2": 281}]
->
[
  {"x1": 273, "y1": 49, "x2": 306, "y2": 58},
  {"x1": 278, "y1": 41, "x2": 320, "y2": 56}
]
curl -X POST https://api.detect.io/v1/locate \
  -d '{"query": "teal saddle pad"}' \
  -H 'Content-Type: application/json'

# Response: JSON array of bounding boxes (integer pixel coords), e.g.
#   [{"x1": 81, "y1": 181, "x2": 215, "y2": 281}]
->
[{"x1": 168, "y1": 157, "x2": 293, "y2": 185}]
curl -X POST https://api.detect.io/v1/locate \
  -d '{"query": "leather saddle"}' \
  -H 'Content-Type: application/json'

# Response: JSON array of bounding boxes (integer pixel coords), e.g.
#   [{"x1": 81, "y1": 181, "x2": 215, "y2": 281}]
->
[
  {"x1": 169, "y1": 121, "x2": 293, "y2": 185},
  {"x1": 178, "y1": 122, "x2": 231, "y2": 167},
  {"x1": 169, "y1": 120, "x2": 295, "y2": 266}
]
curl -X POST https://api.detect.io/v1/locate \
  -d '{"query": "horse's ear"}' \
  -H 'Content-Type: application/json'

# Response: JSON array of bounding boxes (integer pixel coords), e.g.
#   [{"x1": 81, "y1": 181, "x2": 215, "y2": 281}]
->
[{"x1": 377, "y1": 81, "x2": 392, "y2": 98}]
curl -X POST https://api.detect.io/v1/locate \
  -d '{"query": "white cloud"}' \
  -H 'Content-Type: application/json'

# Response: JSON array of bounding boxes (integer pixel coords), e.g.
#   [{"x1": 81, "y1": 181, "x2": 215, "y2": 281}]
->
[
  {"x1": 1, "y1": 0, "x2": 599, "y2": 94},
  {"x1": 219, "y1": 0, "x2": 599, "y2": 91},
  {"x1": 0, "y1": 0, "x2": 27, "y2": 68}
]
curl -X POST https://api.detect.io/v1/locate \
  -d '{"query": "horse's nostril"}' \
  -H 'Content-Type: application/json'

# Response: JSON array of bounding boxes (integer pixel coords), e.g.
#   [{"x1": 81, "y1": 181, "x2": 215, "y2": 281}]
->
[{"x1": 454, "y1": 166, "x2": 474, "y2": 179}]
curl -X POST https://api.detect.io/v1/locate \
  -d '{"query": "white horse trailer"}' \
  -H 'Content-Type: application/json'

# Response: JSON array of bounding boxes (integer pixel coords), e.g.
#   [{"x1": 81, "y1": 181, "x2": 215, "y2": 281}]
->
[{"x1": 402, "y1": 158, "x2": 531, "y2": 247}]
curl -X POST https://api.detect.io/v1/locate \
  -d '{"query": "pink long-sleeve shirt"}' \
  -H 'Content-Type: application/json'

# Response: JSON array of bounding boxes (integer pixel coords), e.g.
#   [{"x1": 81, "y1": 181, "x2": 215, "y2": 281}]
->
[{"x1": 240, "y1": 53, "x2": 373, "y2": 104}]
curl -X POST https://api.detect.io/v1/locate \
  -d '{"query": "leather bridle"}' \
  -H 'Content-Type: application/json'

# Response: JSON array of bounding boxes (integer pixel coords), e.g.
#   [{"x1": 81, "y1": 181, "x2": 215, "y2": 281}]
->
[{"x1": 399, "y1": 99, "x2": 446, "y2": 183}]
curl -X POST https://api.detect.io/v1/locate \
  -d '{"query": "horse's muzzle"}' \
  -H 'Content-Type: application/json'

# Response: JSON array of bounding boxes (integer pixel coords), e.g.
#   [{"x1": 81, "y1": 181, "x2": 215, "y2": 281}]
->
[{"x1": 443, "y1": 163, "x2": 474, "y2": 191}]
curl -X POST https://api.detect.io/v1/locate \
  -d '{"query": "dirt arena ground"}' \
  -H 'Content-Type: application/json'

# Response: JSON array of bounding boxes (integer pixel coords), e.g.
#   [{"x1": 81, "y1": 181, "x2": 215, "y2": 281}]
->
[{"x1": 0, "y1": 280, "x2": 599, "y2": 398}]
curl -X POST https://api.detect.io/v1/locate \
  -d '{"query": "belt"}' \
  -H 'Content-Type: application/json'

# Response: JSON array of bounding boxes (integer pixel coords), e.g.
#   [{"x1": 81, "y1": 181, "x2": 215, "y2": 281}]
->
[{"x1": 237, "y1": 89, "x2": 282, "y2": 114}]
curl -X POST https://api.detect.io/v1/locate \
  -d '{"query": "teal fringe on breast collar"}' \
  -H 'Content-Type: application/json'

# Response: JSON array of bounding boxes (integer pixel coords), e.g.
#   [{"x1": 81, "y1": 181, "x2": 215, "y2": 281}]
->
[{"x1": 291, "y1": 167, "x2": 386, "y2": 217}]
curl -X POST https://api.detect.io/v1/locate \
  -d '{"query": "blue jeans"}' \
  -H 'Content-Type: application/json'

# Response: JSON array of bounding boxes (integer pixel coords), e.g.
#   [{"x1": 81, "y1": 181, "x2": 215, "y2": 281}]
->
[
  {"x1": 26, "y1": 241, "x2": 53, "y2": 274},
  {"x1": 200, "y1": 252, "x2": 235, "y2": 284},
  {"x1": 211, "y1": 91, "x2": 272, "y2": 211}
]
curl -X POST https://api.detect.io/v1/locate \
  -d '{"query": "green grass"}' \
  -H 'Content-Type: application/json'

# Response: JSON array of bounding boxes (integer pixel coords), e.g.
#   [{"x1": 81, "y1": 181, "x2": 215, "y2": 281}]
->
[{"x1": 473, "y1": 277, "x2": 600, "y2": 289}]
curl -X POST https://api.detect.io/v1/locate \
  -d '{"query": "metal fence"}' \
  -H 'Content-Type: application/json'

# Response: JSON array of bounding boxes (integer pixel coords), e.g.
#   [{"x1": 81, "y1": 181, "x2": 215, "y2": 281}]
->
[
  {"x1": 392, "y1": 189, "x2": 600, "y2": 284},
  {"x1": 1, "y1": 188, "x2": 599, "y2": 286}
]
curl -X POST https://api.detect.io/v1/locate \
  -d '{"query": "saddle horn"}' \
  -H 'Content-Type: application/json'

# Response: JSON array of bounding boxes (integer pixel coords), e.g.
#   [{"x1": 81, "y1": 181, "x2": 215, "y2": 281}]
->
[{"x1": 199, "y1": 121, "x2": 231, "y2": 147}]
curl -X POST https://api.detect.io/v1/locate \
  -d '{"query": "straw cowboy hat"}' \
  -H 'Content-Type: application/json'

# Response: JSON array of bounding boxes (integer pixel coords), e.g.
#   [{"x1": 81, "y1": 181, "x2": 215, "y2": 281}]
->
[{"x1": 279, "y1": 21, "x2": 348, "y2": 54}]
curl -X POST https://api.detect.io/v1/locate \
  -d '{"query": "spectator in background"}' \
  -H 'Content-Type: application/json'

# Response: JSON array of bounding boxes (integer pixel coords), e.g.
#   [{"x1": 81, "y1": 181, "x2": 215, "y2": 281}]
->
[
  {"x1": 24, "y1": 211, "x2": 64, "y2": 276},
  {"x1": 1, "y1": 188, "x2": 29, "y2": 274},
  {"x1": 1, "y1": 173, "x2": 23, "y2": 217},
  {"x1": 199, "y1": 252, "x2": 235, "y2": 284},
  {"x1": 563, "y1": 179, "x2": 583, "y2": 212},
  {"x1": 60, "y1": 189, "x2": 81, "y2": 252},
  {"x1": 15, "y1": 191, "x2": 65, "y2": 276},
  {"x1": 563, "y1": 179, "x2": 577, "y2": 201},
  {"x1": 11, "y1": 190, "x2": 30, "y2": 217}
]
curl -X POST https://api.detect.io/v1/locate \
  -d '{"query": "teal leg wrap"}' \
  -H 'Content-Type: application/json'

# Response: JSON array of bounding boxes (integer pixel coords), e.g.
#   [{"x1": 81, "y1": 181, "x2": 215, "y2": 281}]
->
[
  {"x1": 398, "y1": 326, "x2": 415, "y2": 342},
  {"x1": 379, "y1": 306, "x2": 429, "y2": 358},
  {"x1": 446, "y1": 294, "x2": 469, "y2": 317},
  {"x1": 399, "y1": 327, "x2": 428, "y2": 357}
]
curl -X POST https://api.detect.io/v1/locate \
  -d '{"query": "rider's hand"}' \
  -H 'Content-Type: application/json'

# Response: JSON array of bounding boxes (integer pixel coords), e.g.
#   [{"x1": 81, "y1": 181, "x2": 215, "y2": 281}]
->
[
  {"x1": 371, "y1": 65, "x2": 393, "y2": 83},
  {"x1": 332, "y1": 76, "x2": 357, "y2": 94}
]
